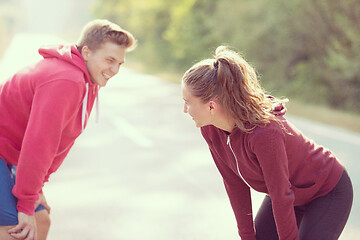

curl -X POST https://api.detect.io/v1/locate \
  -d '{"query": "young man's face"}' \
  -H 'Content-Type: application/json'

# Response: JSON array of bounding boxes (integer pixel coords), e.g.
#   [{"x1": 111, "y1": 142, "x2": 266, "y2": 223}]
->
[{"x1": 82, "y1": 41, "x2": 126, "y2": 87}]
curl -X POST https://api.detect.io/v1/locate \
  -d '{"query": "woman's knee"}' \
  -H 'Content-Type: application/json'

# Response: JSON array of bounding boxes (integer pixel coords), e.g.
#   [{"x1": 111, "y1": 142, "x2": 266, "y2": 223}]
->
[{"x1": 255, "y1": 196, "x2": 279, "y2": 240}]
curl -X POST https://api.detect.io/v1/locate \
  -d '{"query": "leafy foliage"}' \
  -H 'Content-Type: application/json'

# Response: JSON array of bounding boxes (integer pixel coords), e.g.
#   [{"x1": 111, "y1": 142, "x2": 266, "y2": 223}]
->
[{"x1": 94, "y1": 0, "x2": 360, "y2": 112}]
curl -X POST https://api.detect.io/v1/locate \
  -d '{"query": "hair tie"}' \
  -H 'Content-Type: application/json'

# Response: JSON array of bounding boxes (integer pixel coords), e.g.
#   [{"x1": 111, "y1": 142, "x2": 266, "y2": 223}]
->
[{"x1": 213, "y1": 61, "x2": 219, "y2": 69}]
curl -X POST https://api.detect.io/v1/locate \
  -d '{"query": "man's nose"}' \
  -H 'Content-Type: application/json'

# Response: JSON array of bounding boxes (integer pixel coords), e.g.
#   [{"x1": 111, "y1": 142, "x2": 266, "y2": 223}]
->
[{"x1": 111, "y1": 64, "x2": 120, "y2": 74}]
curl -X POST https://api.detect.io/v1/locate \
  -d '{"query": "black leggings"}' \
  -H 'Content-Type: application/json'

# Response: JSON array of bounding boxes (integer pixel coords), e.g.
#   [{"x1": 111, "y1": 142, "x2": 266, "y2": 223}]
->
[{"x1": 255, "y1": 170, "x2": 353, "y2": 240}]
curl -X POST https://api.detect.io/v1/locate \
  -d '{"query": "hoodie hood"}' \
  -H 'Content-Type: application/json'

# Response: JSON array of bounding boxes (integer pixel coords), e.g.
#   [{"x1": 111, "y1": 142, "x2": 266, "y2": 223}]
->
[
  {"x1": 38, "y1": 44, "x2": 92, "y2": 85},
  {"x1": 39, "y1": 44, "x2": 99, "y2": 131},
  {"x1": 267, "y1": 95, "x2": 287, "y2": 116},
  {"x1": 271, "y1": 102, "x2": 287, "y2": 116}
]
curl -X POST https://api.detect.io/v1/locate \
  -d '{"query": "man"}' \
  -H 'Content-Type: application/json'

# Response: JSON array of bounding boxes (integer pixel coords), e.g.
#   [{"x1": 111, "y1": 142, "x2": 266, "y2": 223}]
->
[{"x1": 0, "y1": 19, "x2": 136, "y2": 240}]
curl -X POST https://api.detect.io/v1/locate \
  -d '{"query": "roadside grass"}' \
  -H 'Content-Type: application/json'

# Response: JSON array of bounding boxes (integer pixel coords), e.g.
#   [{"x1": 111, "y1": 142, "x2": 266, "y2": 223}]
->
[{"x1": 286, "y1": 100, "x2": 360, "y2": 133}]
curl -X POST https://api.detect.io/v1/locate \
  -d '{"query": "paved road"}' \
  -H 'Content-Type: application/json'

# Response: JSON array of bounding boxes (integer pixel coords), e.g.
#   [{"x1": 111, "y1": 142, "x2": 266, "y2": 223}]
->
[{"x1": 1, "y1": 34, "x2": 359, "y2": 239}]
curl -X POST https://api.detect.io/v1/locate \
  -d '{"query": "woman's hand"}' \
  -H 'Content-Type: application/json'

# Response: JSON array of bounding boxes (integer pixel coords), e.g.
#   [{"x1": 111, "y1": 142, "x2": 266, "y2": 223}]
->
[
  {"x1": 8, "y1": 212, "x2": 37, "y2": 240},
  {"x1": 35, "y1": 193, "x2": 51, "y2": 214}
]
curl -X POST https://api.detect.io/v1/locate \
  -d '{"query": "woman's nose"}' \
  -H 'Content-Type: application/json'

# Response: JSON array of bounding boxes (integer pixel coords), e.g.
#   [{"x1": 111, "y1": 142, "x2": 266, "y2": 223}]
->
[{"x1": 183, "y1": 104, "x2": 188, "y2": 113}]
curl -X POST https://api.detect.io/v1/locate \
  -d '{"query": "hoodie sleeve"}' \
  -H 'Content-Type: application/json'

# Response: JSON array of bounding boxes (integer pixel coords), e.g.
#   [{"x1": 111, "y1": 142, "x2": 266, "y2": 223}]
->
[
  {"x1": 250, "y1": 126, "x2": 299, "y2": 240},
  {"x1": 12, "y1": 79, "x2": 84, "y2": 215},
  {"x1": 201, "y1": 127, "x2": 256, "y2": 240},
  {"x1": 211, "y1": 150, "x2": 256, "y2": 240}
]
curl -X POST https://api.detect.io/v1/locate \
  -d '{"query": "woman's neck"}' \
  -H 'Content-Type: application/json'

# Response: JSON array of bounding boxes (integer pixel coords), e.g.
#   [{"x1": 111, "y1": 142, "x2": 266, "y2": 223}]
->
[{"x1": 213, "y1": 116, "x2": 236, "y2": 133}]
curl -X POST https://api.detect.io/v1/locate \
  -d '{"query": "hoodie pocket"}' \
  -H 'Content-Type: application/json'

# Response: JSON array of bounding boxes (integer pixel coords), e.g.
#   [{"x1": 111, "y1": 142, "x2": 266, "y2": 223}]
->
[{"x1": 291, "y1": 182, "x2": 320, "y2": 205}]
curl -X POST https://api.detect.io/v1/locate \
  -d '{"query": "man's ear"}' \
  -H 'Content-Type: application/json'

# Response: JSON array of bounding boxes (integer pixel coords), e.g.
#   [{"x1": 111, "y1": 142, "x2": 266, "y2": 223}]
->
[{"x1": 81, "y1": 46, "x2": 91, "y2": 61}]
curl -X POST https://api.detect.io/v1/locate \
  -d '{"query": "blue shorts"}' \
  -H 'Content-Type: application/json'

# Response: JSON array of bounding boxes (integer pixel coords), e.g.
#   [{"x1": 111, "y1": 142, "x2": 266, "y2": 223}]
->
[{"x1": 0, "y1": 158, "x2": 45, "y2": 225}]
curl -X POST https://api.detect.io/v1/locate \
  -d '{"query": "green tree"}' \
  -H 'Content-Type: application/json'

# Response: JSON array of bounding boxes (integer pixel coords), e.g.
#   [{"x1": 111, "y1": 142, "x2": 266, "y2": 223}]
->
[{"x1": 94, "y1": 0, "x2": 360, "y2": 112}]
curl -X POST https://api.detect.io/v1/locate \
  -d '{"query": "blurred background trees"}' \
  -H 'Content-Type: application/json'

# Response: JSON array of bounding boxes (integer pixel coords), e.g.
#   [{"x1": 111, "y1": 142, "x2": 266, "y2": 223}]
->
[
  {"x1": 94, "y1": 0, "x2": 360, "y2": 113},
  {"x1": 1, "y1": 0, "x2": 359, "y2": 113}
]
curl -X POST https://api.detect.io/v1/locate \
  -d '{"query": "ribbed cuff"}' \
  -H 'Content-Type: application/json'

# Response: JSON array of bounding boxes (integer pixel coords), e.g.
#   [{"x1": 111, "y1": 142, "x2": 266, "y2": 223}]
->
[{"x1": 17, "y1": 199, "x2": 35, "y2": 216}]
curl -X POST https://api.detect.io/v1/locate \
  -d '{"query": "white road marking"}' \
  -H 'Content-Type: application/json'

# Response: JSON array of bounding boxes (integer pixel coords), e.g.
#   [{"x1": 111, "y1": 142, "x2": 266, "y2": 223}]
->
[
  {"x1": 113, "y1": 117, "x2": 153, "y2": 148},
  {"x1": 287, "y1": 116, "x2": 360, "y2": 146}
]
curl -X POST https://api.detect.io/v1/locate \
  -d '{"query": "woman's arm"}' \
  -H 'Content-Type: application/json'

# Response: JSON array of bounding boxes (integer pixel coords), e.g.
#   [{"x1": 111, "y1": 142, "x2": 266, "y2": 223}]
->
[
  {"x1": 201, "y1": 127, "x2": 256, "y2": 240},
  {"x1": 251, "y1": 127, "x2": 299, "y2": 240}
]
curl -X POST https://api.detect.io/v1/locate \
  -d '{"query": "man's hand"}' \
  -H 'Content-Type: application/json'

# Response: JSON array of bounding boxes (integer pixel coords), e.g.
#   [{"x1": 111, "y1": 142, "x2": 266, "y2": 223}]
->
[
  {"x1": 8, "y1": 212, "x2": 37, "y2": 240},
  {"x1": 35, "y1": 193, "x2": 51, "y2": 214}
]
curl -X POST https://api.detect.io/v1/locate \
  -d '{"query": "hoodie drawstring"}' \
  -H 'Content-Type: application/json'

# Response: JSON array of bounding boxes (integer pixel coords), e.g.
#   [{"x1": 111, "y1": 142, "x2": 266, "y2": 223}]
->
[
  {"x1": 81, "y1": 84, "x2": 99, "y2": 133},
  {"x1": 81, "y1": 83, "x2": 89, "y2": 132},
  {"x1": 95, "y1": 87, "x2": 99, "y2": 123}
]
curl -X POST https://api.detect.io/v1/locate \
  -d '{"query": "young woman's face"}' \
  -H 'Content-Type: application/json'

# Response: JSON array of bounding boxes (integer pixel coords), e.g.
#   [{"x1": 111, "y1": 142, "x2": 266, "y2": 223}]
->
[
  {"x1": 182, "y1": 83, "x2": 213, "y2": 128},
  {"x1": 83, "y1": 41, "x2": 126, "y2": 87}
]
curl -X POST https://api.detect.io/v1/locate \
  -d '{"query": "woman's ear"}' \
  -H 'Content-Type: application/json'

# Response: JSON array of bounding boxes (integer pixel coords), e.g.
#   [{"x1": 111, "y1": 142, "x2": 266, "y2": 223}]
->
[{"x1": 209, "y1": 101, "x2": 216, "y2": 112}]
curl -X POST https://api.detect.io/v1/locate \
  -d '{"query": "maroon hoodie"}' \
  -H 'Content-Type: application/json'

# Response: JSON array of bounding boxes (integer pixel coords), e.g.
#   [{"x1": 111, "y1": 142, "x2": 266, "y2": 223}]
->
[
  {"x1": 200, "y1": 105, "x2": 344, "y2": 240},
  {"x1": 0, "y1": 44, "x2": 98, "y2": 215}
]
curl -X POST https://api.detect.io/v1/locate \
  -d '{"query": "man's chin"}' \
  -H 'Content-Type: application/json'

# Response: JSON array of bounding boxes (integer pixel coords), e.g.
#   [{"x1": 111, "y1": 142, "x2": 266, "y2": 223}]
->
[{"x1": 97, "y1": 80, "x2": 107, "y2": 87}]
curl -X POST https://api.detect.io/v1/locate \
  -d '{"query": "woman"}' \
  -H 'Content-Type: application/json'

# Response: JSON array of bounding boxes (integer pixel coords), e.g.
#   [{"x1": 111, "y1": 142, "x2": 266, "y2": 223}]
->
[{"x1": 181, "y1": 46, "x2": 353, "y2": 240}]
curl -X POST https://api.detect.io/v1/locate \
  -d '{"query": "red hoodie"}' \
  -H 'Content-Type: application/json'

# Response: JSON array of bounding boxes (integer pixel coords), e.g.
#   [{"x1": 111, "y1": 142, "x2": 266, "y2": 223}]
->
[
  {"x1": 0, "y1": 44, "x2": 98, "y2": 215},
  {"x1": 200, "y1": 106, "x2": 344, "y2": 240}
]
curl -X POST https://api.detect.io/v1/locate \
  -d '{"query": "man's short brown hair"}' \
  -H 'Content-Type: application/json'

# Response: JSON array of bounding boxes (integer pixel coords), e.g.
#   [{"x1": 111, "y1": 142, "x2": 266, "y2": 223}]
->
[{"x1": 77, "y1": 19, "x2": 136, "y2": 52}]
